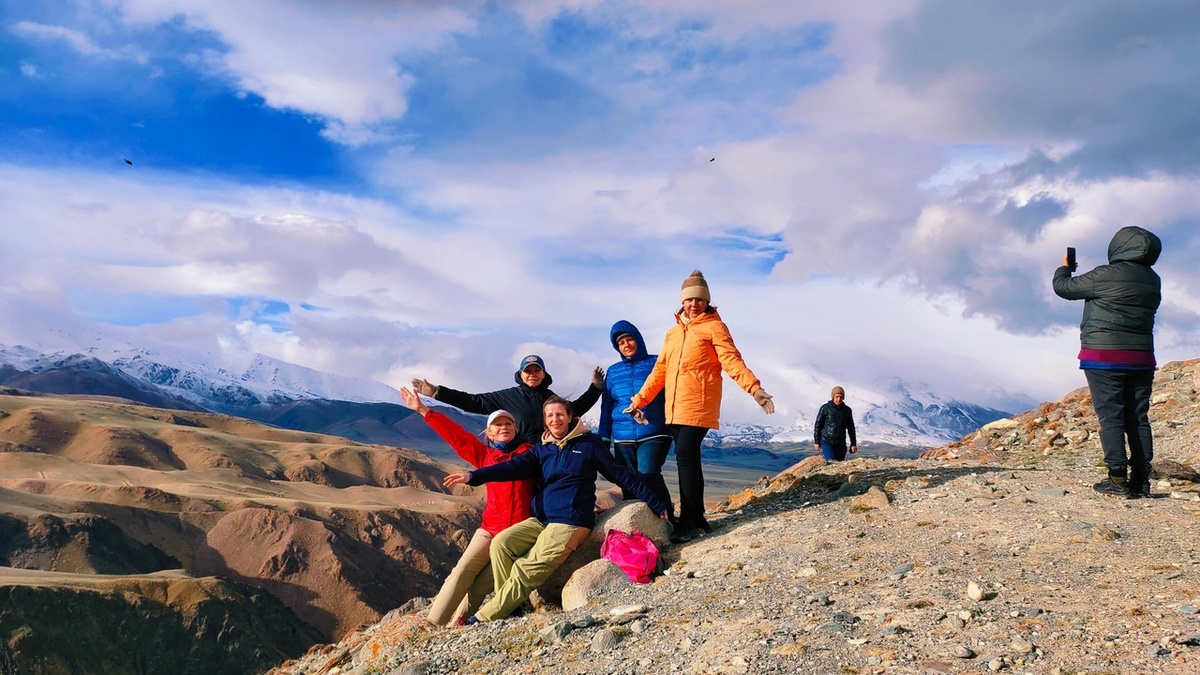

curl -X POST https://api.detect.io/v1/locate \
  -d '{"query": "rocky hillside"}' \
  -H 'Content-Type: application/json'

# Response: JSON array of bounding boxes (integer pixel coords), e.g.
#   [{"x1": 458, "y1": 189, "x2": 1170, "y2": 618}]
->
[
  {"x1": 0, "y1": 389, "x2": 483, "y2": 674},
  {"x1": 270, "y1": 360, "x2": 1200, "y2": 675}
]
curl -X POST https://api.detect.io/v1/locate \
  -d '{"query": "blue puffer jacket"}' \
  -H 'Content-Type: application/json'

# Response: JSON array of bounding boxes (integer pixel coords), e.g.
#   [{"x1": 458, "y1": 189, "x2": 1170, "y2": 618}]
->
[{"x1": 598, "y1": 320, "x2": 668, "y2": 442}]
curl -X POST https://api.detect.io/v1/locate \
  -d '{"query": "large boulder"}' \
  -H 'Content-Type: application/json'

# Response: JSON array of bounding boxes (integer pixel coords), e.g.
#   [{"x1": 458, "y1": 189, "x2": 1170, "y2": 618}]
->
[
  {"x1": 560, "y1": 559, "x2": 631, "y2": 611},
  {"x1": 539, "y1": 501, "x2": 667, "y2": 602}
]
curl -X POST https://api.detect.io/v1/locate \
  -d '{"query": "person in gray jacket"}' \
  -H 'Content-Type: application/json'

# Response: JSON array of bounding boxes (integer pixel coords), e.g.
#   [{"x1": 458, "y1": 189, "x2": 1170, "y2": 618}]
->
[{"x1": 1053, "y1": 226, "x2": 1162, "y2": 498}]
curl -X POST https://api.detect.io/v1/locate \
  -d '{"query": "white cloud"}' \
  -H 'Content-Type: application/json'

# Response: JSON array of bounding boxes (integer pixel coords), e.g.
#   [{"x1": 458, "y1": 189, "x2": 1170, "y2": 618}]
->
[
  {"x1": 106, "y1": 0, "x2": 478, "y2": 142},
  {"x1": 11, "y1": 20, "x2": 149, "y2": 63}
]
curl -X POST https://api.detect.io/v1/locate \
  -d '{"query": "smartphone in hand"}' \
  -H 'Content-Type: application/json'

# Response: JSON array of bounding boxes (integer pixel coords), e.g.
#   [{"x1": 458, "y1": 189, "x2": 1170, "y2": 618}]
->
[{"x1": 1067, "y1": 247, "x2": 1077, "y2": 272}]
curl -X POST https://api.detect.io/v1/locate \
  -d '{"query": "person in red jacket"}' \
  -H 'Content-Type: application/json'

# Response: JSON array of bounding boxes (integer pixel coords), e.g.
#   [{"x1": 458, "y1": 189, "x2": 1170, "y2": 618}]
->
[{"x1": 400, "y1": 386, "x2": 536, "y2": 626}]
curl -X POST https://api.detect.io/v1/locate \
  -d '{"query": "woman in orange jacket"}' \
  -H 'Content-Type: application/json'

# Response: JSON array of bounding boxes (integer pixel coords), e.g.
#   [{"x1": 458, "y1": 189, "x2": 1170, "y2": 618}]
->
[
  {"x1": 400, "y1": 386, "x2": 536, "y2": 625},
  {"x1": 626, "y1": 270, "x2": 774, "y2": 542}
]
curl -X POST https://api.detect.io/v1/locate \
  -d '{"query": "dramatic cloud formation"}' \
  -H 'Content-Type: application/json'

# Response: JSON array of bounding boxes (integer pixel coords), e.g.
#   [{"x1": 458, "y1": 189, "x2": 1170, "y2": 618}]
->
[{"x1": 1, "y1": 0, "x2": 1198, "y2": 424}]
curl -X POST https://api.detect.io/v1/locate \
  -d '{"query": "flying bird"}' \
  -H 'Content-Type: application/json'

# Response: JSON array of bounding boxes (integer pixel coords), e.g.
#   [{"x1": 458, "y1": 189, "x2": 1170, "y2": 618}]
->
[
  {"x1": 709, "y1": 157, "x2": 715, "y2": 162},
  {"x1": 124, "y1": 159, "x2": 133, "y2": 165}
]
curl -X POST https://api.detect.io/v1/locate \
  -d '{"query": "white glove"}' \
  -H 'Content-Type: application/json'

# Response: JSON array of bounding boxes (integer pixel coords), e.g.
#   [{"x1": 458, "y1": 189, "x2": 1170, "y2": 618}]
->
[{"x1": 622, "y1": 405, "x2": 648, "y2": 425}]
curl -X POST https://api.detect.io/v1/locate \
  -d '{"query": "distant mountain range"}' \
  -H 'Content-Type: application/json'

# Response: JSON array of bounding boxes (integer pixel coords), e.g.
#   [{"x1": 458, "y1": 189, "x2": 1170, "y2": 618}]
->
[{"x1": 0, "y1": 343, "x2": 1015, "y2": 457}]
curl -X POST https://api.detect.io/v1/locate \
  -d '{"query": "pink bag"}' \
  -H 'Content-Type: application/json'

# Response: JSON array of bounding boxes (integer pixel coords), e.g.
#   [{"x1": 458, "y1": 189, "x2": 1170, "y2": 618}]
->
[{"x1": 600, "y1": 529, "x2": 661, "y2": 584}]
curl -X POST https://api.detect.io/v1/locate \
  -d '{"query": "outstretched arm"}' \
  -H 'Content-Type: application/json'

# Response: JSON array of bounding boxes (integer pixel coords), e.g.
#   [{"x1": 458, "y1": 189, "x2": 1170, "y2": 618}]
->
[
  {"x1": 569, "y1": 369, "x2": 605, "y2": 416},
  {"x1": 434, "y1": 385, "x2": 512, "y2": 416}
]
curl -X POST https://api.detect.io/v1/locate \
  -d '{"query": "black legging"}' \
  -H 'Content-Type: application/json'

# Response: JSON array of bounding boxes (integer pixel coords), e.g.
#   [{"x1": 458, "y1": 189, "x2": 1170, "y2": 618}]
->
[{"x1": 669, "y1": 424, "x2": 710, "y2": 531}]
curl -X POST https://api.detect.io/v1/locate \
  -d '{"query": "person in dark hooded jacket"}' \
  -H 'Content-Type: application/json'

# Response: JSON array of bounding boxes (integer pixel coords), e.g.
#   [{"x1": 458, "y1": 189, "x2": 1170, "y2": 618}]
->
[
  {"x1": 598, "y1": 320, "x2": 674, "y2": 517},
  {"x1": 412, "y1": 354, "x2": 604, "y2": 444},
  {"x1": 1053, "y1": 226, "x2": 1162, "y2": 498}
]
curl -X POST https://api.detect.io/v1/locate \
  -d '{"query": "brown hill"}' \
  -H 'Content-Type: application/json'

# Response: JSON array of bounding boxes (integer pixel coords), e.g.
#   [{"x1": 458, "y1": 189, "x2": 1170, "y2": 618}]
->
[{"x1": 0, "y1": 389, "x2": 485, "y2": 672}]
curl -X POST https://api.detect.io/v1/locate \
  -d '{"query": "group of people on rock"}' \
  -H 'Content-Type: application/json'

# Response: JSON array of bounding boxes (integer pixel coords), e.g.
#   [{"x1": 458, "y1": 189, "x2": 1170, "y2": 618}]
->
[
  {"x1": 401, "y1": 269, "x2": 786, "y2": 625},
  {"x1": 401, "y1": 226, "x2": 1164, "y2": 627}
]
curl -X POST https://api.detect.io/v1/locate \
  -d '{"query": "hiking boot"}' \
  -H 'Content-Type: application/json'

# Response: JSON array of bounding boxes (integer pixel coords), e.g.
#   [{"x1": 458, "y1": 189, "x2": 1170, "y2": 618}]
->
[{"x1": 1092, "y1": 477, "x2": 1130, "y2": 497}]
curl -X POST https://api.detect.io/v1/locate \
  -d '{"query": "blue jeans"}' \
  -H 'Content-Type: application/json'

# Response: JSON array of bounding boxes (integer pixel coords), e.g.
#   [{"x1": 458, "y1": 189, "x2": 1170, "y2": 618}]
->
[
  {"x1": 819, "y1": 441, "x2": 847, "y2": 462},
  {"x1": 614, "y1": 436, "x2": 674, "y2": 518},
  {"x1": 1084, "y1": 369, "x2": 1154, "y2": 480}
]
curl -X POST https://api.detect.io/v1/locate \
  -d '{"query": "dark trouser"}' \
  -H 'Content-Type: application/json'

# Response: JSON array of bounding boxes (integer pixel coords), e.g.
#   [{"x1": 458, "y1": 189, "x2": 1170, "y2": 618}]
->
[
  {"x1": 614, "y1": 436, "x2": 674, "y2": 518},
  {"x1": 1084, "y1": 369, "x2": 1154, "y2": 482},
  {"x1": 819, "y1": 440, "x2": 847, "y2": 462},
  {"x1": 669, "y1": 424, "x2": 710, "y2": 531}
]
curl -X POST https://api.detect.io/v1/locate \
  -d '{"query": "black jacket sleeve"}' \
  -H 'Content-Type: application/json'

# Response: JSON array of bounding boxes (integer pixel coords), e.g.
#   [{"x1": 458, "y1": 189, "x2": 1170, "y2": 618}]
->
[
  {"x1": 813, "y1": 404, "x2": 828, "y2": 444},
  {"x1": 846, "y1": 406, "x2": 857, "y2": 447},
  {"x1": 569, "y1": 383, "x2": 603, "y2": 417},
  {"x1": 434, "y1": 385, "x2": 513, "y2": 416}
]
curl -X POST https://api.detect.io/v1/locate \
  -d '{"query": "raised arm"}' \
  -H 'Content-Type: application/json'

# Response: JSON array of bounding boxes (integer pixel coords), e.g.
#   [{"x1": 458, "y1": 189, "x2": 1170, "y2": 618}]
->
[{"x1": 433, "y1": 384, "x2": 512, "y2": 416}]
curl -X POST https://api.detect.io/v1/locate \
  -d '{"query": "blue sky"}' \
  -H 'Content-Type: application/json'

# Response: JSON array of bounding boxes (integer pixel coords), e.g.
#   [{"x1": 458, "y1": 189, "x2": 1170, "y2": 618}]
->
[{"x1": 2, "y1": 0, "x2": 1200, "y2": 423}]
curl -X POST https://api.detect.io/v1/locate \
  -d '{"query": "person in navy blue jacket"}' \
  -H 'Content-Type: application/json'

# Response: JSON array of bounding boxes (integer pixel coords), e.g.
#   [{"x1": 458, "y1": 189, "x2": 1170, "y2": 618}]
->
[
  {"x1": 598, "y1": 320, "x2": 674, "y2": 519},
  {"x1": 444, "y1": 395, "x2": 669, "y2": 622}
]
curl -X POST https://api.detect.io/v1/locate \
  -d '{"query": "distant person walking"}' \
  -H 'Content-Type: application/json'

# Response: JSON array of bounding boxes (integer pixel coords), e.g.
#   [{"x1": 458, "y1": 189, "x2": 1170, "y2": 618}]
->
[
  {"x1": 443, "y1": 396, "x2": 670, "y2": 623},
  {"x1": 412, "y1": 355, "x2": 605, "y2": 444},
  {"x1": 1053, "y1": 226, "x2": 1162, "y2": 498},
  {"x1": 625, "y1": 270, "x2": 774, "y2": 543},
  {"x1": 399, "y1": 387, "x2": 535, "y2": 626},
  {"x1": 598, "y1": 320, "x2": 674, "y2": 518},
  {"x1": 814, "y1": 386, "x2": 857, "y2": 461}
]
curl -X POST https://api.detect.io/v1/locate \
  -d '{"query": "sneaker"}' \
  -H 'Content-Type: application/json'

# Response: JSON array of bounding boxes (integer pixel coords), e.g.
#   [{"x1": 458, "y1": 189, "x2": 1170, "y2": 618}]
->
[
  {"x1": 1092, "y1": 478, "x2": 1130, "y2": 497},
  {"x1": 1127, "y1": 480, "x2": 1152, "y2": 499}
]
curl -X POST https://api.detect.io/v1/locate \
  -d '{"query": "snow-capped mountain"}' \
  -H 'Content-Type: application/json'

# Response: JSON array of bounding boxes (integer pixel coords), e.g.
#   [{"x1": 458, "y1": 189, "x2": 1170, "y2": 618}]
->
[
  {"x1": 0, "y1": 342, "x2": 1014, "y2": 451},
  {"x1": 0, "y1": 342, "x2": 402, "y2": 413}
]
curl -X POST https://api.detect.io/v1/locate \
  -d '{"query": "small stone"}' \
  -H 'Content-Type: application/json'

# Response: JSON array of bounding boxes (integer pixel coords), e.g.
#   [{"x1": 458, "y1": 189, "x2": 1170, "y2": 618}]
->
[
  {"x1": 797, "y1": 567, "x2": 818, "y2": 577},
  {"x1": 539, "y1": 621, "x2": 574, "y2": 643},
  {"x1": 1036, "y1": 488, "x2": 1066, "y2": 497},
  {"x1": 988, "y1": 657, "x2": 1004, "y2": 671},
  {"x1": 968, "y1": 582, "x2": 985, "y2": 601},
  {"x1": 1010, "y1": 636, "x2": 1034, "y2": 653},
  {"x1": 1178, "y1": 605, "x2": 1199, "y2": 615},
  {"x1": 591, "y1": 629, "x2": 621, "y2": 653},
  {"x1": 952, "y1": 645, "x2": 975, "y2": 659},
  {"x1": 947, "y1": 616, "x2": 966, "y2": 630},
  {"x1": 889, "y1": 563, "x2": 915, "y2": 580},
  {"x1": 1091, "y1": 525, "x2": 1119, "y2": 541},
  {"x1": 918, "y1": 661, "x2": 955, "y2": 674},
  {"x1": 573, "y1": 615, "x2": 598, "y2": 629},
  {"x1": 610, "y1": 605, "x2": 650, "y2": 616}
]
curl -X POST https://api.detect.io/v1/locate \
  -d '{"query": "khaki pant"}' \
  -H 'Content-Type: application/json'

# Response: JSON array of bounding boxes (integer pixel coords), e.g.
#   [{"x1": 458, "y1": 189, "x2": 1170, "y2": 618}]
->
[
  {"x1": 474, "y1": 518, "x2": 589, "y2": 622},
  {"x1": 426, "y1": 528, "x2": 494, "y2": 625}
]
